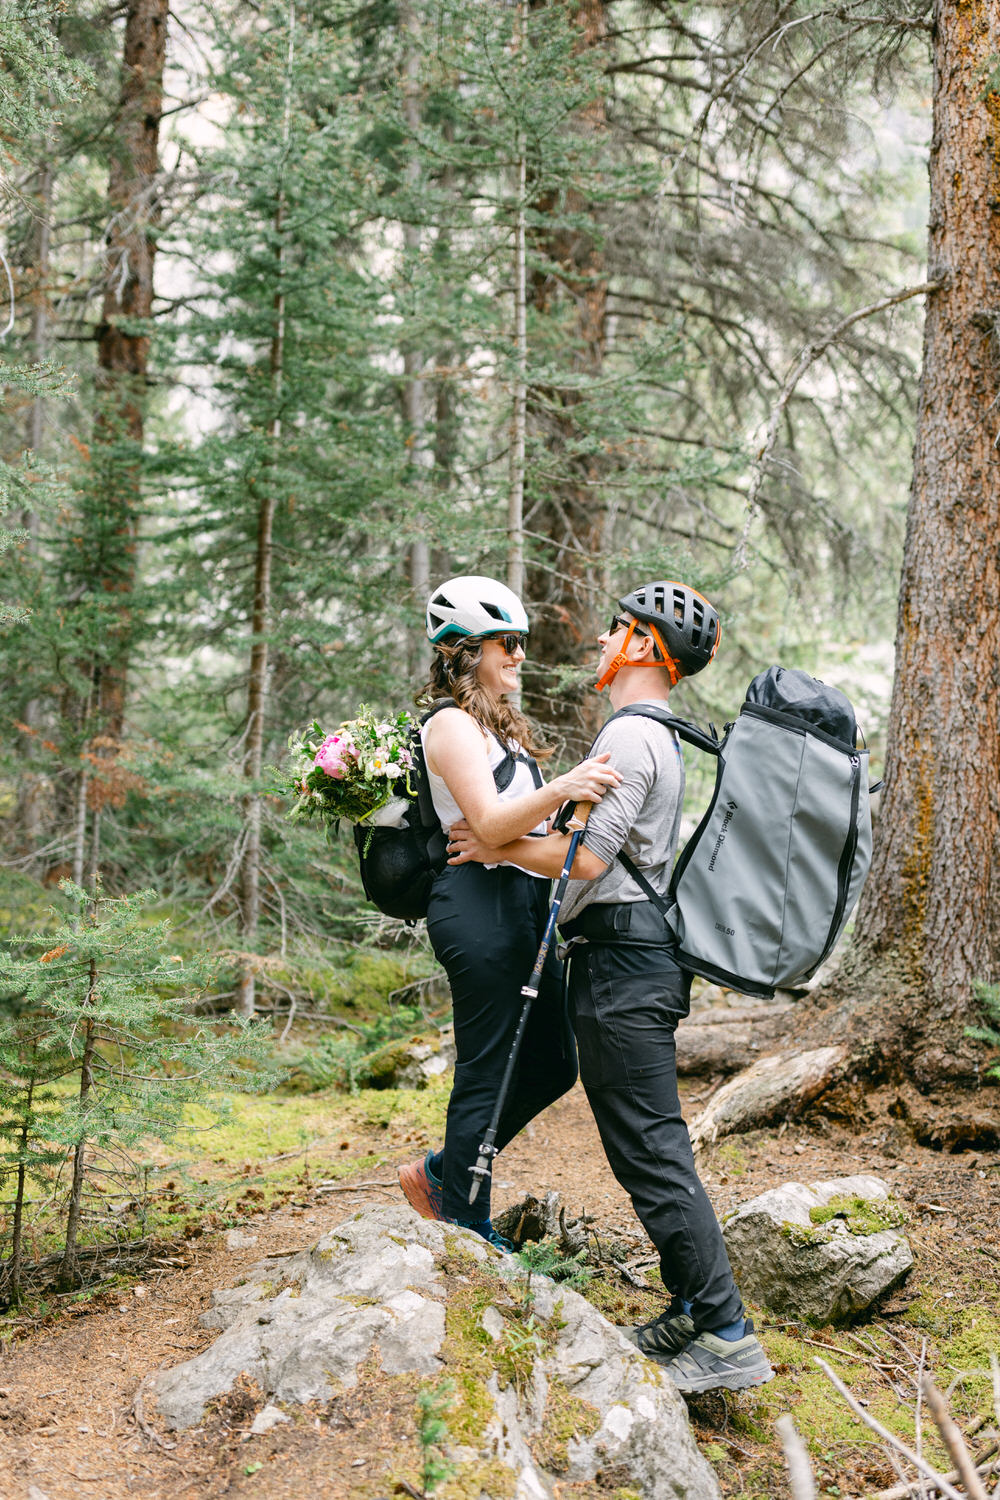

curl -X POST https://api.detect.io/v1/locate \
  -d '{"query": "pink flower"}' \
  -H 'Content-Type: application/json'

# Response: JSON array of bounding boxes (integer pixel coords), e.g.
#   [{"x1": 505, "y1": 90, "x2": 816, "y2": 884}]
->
[{"x1": 315, "y1": 735, "x2": 347, "y2": 779}]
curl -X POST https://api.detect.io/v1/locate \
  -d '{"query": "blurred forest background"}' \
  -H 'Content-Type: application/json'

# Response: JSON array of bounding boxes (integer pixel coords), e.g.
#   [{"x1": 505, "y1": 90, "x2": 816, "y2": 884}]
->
[{"x1": 1, "y1": 0, "x2": 938, "y2": 1016}]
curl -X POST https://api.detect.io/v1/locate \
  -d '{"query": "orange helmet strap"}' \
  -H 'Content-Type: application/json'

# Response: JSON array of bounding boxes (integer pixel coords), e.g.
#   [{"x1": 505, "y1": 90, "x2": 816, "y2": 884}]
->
[
  {"x1": 646, "y1": 622, "x2": 682, "y2": 686},
  {"x1": 595, "y1": 619, "x2": 682, "y2": 692}
]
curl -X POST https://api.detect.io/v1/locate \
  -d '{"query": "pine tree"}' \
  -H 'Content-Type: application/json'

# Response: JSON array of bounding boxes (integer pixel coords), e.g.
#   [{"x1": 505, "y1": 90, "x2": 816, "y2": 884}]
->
[{"x1": 0, "y1": 884, "x2": 272, "y2": 1294}]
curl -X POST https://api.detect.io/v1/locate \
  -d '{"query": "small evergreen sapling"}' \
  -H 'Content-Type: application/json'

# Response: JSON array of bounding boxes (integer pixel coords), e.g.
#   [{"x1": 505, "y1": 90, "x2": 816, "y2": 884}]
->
[
  {"x1": 0, "y1": 883, "x2": 274, "y2": 1295},
  {"x1": 966, "y1": 982, "x2": 1000, "y2": 1081}
]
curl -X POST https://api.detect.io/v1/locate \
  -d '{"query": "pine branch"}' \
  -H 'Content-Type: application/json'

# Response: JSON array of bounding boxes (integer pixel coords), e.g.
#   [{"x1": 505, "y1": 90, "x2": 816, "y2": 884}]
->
[{"x1": 737, "y1": 279, "x2": 943, "y2": 567}]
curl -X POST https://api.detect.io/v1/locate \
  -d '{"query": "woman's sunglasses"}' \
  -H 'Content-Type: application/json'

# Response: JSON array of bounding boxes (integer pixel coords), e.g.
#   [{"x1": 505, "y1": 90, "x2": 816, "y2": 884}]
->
[{"x1": 492, "y1": 632, "x2": 528, "y2": 656}]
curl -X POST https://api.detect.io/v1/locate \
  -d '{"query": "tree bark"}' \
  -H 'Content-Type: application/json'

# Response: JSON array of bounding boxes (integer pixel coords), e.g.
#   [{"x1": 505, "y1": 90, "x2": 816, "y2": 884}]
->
[
  {"x1": 843, "y1": 0, "x2": 1000, "y2": 1085},
  {"x1": 236, "y1": 218, "x2": 284, "y2": 1020},
  {"x1": 524, "y1": 0, "x2": 609, "y2": 750},
  {"x1": 94, "y1": 0, "x2": 168, "y2": 743},
  {"x1": 17, "y1": 151, "x2": 53, "y2": 857},
  {"x1": 236, "y1": 6, "x2": 294, "y2": 1019},
  {"x1": 508, "y1": 0, "x2": 528, "y2": 608},
  {"x1": 696, "y1": 2, "x2": 1000, "y2": 1134},
  {"x1": 401, "y1": 0, "x2": 432, "y2": 675}
]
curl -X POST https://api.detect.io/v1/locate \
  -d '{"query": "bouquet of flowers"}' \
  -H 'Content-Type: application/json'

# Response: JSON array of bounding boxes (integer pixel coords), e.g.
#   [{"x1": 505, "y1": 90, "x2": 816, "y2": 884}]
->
[{"x1": 281, "y1": 707, "x2": 417, "y2": 829}]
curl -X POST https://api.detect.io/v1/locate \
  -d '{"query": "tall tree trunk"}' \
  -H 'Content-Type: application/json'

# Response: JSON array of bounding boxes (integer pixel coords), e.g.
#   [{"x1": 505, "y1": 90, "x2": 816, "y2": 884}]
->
[
  {"x1": 401, "y1": 0, "x2": 432, "y2": 673},
  {"x1": 236, "y1": 216, "x2": 285, "y2": 1019},
  {"x1": 18, "y1": 151, "x2": 53, "y2": 857},
  {"x1": 828, "y1": 0, "x2": 1000, "y2": 1088},
  {"x1": 523, "y1": 0, "x2": 608, "y2": 750},
  {"x1": 507, "y1": 0, "x2": 528, "y2": 609},
  {"x1": 236, "y1": 7, "x2": 294, "y2": 1019},
  {"x1": 94, "y1": 0, "x2": 167, "y2": 743}
]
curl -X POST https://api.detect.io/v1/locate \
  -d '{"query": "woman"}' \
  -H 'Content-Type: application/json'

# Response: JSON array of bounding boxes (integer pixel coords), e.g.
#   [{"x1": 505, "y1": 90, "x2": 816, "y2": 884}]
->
[{"x1": 397, "y1": 575, "x2": 621, "y2": 1246}]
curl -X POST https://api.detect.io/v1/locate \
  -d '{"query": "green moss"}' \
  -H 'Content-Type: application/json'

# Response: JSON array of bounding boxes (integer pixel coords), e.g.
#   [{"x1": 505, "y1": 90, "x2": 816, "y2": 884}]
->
[
  {"x1": 781, "y1": 1223, "x2": 830, "y2": 1248},
  {"x1": 752, "y1": 1324, "x2": 952, "y2": 1471},
  {"x1": 531, "y1": 1377, "x2": 601, "y2": 1473},
  {"x1": 713, "y1": 1139, "x2": 748, "y2": 1176},
  {"x1": 441, "y1": 1281, "x2": 504, "y2": 1434},
  {"x1": 577, "y1": 1277, "x2": 660, "y2": 1327},
  {"x1": 437, "y1": 1459, "x2": 516, "y2": 1500},
  {"x1": 808, "y1": 1195, "x2": 906, "y2": 1235}
]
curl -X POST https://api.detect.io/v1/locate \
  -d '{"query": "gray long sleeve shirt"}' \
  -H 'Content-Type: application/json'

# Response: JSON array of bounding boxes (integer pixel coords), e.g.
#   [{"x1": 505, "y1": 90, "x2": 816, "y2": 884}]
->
[{"x1": 558, "y1": 701, "x2": 685, "y2": 925}]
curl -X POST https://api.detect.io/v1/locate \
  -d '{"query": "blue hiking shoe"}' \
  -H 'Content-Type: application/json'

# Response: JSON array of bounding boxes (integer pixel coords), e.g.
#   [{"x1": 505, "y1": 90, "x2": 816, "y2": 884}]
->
[{"x1": 450, "y1": 1217, "x2": 513, "y2": 1253}]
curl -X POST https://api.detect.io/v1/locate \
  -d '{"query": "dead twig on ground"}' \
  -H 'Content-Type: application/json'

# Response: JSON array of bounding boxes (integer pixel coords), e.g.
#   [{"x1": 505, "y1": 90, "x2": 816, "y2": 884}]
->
[
  {"x1": 922, "y1": 1375, "x2": 991, "y2": 1500},
  {"x1": 815, "y1": 1357, "x2": 965, "y2": 1500},
  {"x1": 314, "y1": 1180, "x2": 397, "y2": 1193},
  {"x1": 132, "y1": 1372, "x2": 177, "y2": 1452},
  {"x1": 775, "y1": 1414, "x2": 816, "y2": 1500}
]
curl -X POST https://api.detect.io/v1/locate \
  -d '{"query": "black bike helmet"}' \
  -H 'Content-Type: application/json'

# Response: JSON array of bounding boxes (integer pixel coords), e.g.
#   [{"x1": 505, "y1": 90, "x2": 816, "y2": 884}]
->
[{"x1": 618, "y1": 580, "x2": 721, "y2": 678}]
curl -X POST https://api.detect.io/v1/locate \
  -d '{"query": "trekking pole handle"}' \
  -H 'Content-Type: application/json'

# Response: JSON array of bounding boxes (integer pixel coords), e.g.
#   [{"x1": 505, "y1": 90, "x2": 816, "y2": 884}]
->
[{"x1": 564, "y1": 801, "x2": 593, "y2": 835}]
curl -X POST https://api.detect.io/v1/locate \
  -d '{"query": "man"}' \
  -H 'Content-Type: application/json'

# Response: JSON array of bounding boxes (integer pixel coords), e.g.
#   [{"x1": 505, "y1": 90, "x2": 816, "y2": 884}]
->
[{"x1": 447, "y1": 580, "x2": 773, "y2": 1394}]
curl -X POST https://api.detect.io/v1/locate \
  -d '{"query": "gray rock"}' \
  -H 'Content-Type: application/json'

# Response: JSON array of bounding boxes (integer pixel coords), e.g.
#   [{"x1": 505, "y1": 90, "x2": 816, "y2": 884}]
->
[
  {"x1": 149, "y1": 1205, "x2": 721, "y2": 1500},
  {"x1": 224, "y1": 1229, "x2": 258, "y2": 1250},
  {"x1": 250, "y1": 1404, "x2": 289, "y2": 1434},
  {"x1": 393, "y1": 1026, "x2": 457, "y2": 1088},
  {"x1": 723, "y1": 1173, "x2": 913, "y2": 1324}
]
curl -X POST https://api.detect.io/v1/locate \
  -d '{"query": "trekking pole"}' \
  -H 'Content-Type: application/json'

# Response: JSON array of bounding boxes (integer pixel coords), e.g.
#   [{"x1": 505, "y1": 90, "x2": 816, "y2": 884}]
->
[{"x1": 468, "y1": 802, "x2": 592, "y2": 1206}]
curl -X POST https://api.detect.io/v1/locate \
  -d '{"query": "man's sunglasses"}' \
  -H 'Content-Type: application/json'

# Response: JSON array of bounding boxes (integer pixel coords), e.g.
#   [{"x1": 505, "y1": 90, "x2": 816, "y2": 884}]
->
[
  {"x1": 608, "y1": 613, "x2": 647, "y2": 638},
  {"x1": 489, "y1": 632, "x2": 528, "y2": 655}
]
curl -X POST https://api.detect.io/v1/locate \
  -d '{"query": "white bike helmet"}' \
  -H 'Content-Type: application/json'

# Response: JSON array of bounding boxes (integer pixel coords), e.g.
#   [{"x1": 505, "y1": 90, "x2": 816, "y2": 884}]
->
[{"x1": 425, "y1": 575, "x2": 529, "y2": 644}]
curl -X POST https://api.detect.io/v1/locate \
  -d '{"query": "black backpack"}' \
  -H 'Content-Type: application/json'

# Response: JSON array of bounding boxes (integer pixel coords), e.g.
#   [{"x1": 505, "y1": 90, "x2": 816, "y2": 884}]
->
[{"x1": 353, "y1": 700, "x2": 540, "y2": 922}]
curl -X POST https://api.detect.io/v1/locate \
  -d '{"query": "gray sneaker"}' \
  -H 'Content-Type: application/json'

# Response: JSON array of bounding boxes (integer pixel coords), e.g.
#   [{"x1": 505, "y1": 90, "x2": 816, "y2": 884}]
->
[
  {"x1": 655, "y1": 1319, "x2": 774, "y2": 1393},
  {"x1": 623, "y1": 1304, "x2": 696, "y2": 1360}
]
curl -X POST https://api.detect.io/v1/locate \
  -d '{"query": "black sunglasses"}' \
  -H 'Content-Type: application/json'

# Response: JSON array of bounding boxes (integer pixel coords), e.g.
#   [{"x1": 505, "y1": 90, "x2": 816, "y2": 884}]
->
[
  {"x1": 608, "y1": 613, "x2": 646, "y2": 638},
  {"x1": 488, "y1": 632, "x2": 528, "y2": 655}
]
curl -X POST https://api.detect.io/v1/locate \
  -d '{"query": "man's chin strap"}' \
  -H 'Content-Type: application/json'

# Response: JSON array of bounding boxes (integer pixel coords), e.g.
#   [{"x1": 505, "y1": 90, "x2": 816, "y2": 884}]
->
[{"x1": 595, "y1": 619, "x2": 682, "y2": 692}]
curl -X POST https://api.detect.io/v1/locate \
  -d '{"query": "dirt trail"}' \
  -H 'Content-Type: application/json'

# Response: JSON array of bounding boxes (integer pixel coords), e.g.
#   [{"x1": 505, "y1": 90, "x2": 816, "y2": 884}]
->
[{"x1": 1, "y1": 1079, "x2": 998, "y2": 1499}]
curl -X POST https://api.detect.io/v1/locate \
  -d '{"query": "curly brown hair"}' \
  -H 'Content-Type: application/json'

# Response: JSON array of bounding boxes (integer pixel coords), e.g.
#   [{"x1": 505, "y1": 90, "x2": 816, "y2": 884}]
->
[{"x1": 417, "y1": 638, "x2": 552, "y2": 760}]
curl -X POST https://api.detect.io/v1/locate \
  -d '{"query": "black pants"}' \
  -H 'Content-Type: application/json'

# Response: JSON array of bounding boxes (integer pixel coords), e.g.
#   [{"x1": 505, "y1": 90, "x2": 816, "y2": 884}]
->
[
  {"x1": 427, "y1": 862, "x2": 578, "y2": 1220},
  {"x1": 568, "y1": 937, "x2": 744, "y2": 1331}
]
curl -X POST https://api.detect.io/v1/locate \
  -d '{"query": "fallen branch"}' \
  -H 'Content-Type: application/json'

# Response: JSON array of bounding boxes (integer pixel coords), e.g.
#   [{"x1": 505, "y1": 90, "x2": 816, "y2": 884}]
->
[
  {"x1": 314, "y1": 1180, "x2": 397, "y2": 1194},
  {"x1": 132, "y1": 1372, "x2": 177, "y2": 1452},
  {"x1": 689, "y1": 1046, "x2": 845, "y2": 1150},
  {"x1": 775, "y1": 1413, "x2": 816, "y2": 1500},
  {"x1": 871, "y1": 1439, "x2": 1000, "y2": 1500},
  {"x1": 814, "y1": 1357, "x2": 964, "y2": 1500},
  {"x1": 921, "y1": 1376, "x2": 990, "y2": 1500}
]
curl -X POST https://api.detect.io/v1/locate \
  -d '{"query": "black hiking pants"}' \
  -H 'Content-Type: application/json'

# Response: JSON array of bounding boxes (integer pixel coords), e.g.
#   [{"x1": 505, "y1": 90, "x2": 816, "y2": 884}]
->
[
  {"x1": 567, "y1": 933, "x2": 744, "y2": 1331},
  {"x1": 426, "y1": 861, "x2": 578, "y2": 1221}
]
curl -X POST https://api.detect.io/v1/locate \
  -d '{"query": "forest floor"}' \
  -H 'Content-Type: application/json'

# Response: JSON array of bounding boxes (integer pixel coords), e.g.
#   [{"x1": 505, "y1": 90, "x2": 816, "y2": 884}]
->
[{"x1": 1, "y1": 1063, "x2": 999, "y2": 1500}]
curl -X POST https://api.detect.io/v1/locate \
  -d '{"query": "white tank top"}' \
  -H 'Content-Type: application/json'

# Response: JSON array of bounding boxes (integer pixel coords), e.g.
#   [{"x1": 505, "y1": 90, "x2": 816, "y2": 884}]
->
[{"x1": 420, "y1": 718, "x2": 548, "y2": 875}]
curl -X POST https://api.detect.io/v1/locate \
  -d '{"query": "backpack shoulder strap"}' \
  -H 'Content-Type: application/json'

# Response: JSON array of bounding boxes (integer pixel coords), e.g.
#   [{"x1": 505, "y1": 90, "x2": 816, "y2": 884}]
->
[
  {"x1": 417, "y1": 698, "x2": 528, "y2": 799},
  {"x1": 608, "y1": 703, "x2": 721, "y2": 758},
  {"x1": 604, "y1": 705, "x2": 720, "y2": 914},
  {"x1": 617, "y1": 849, "x2": 672, "y2": 919}
]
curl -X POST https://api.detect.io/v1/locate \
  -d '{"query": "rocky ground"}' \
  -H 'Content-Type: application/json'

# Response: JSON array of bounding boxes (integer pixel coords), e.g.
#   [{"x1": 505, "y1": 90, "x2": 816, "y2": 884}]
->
[{"x1": 1, "y1": 1071, "x2": 999, "y2": 1500}]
